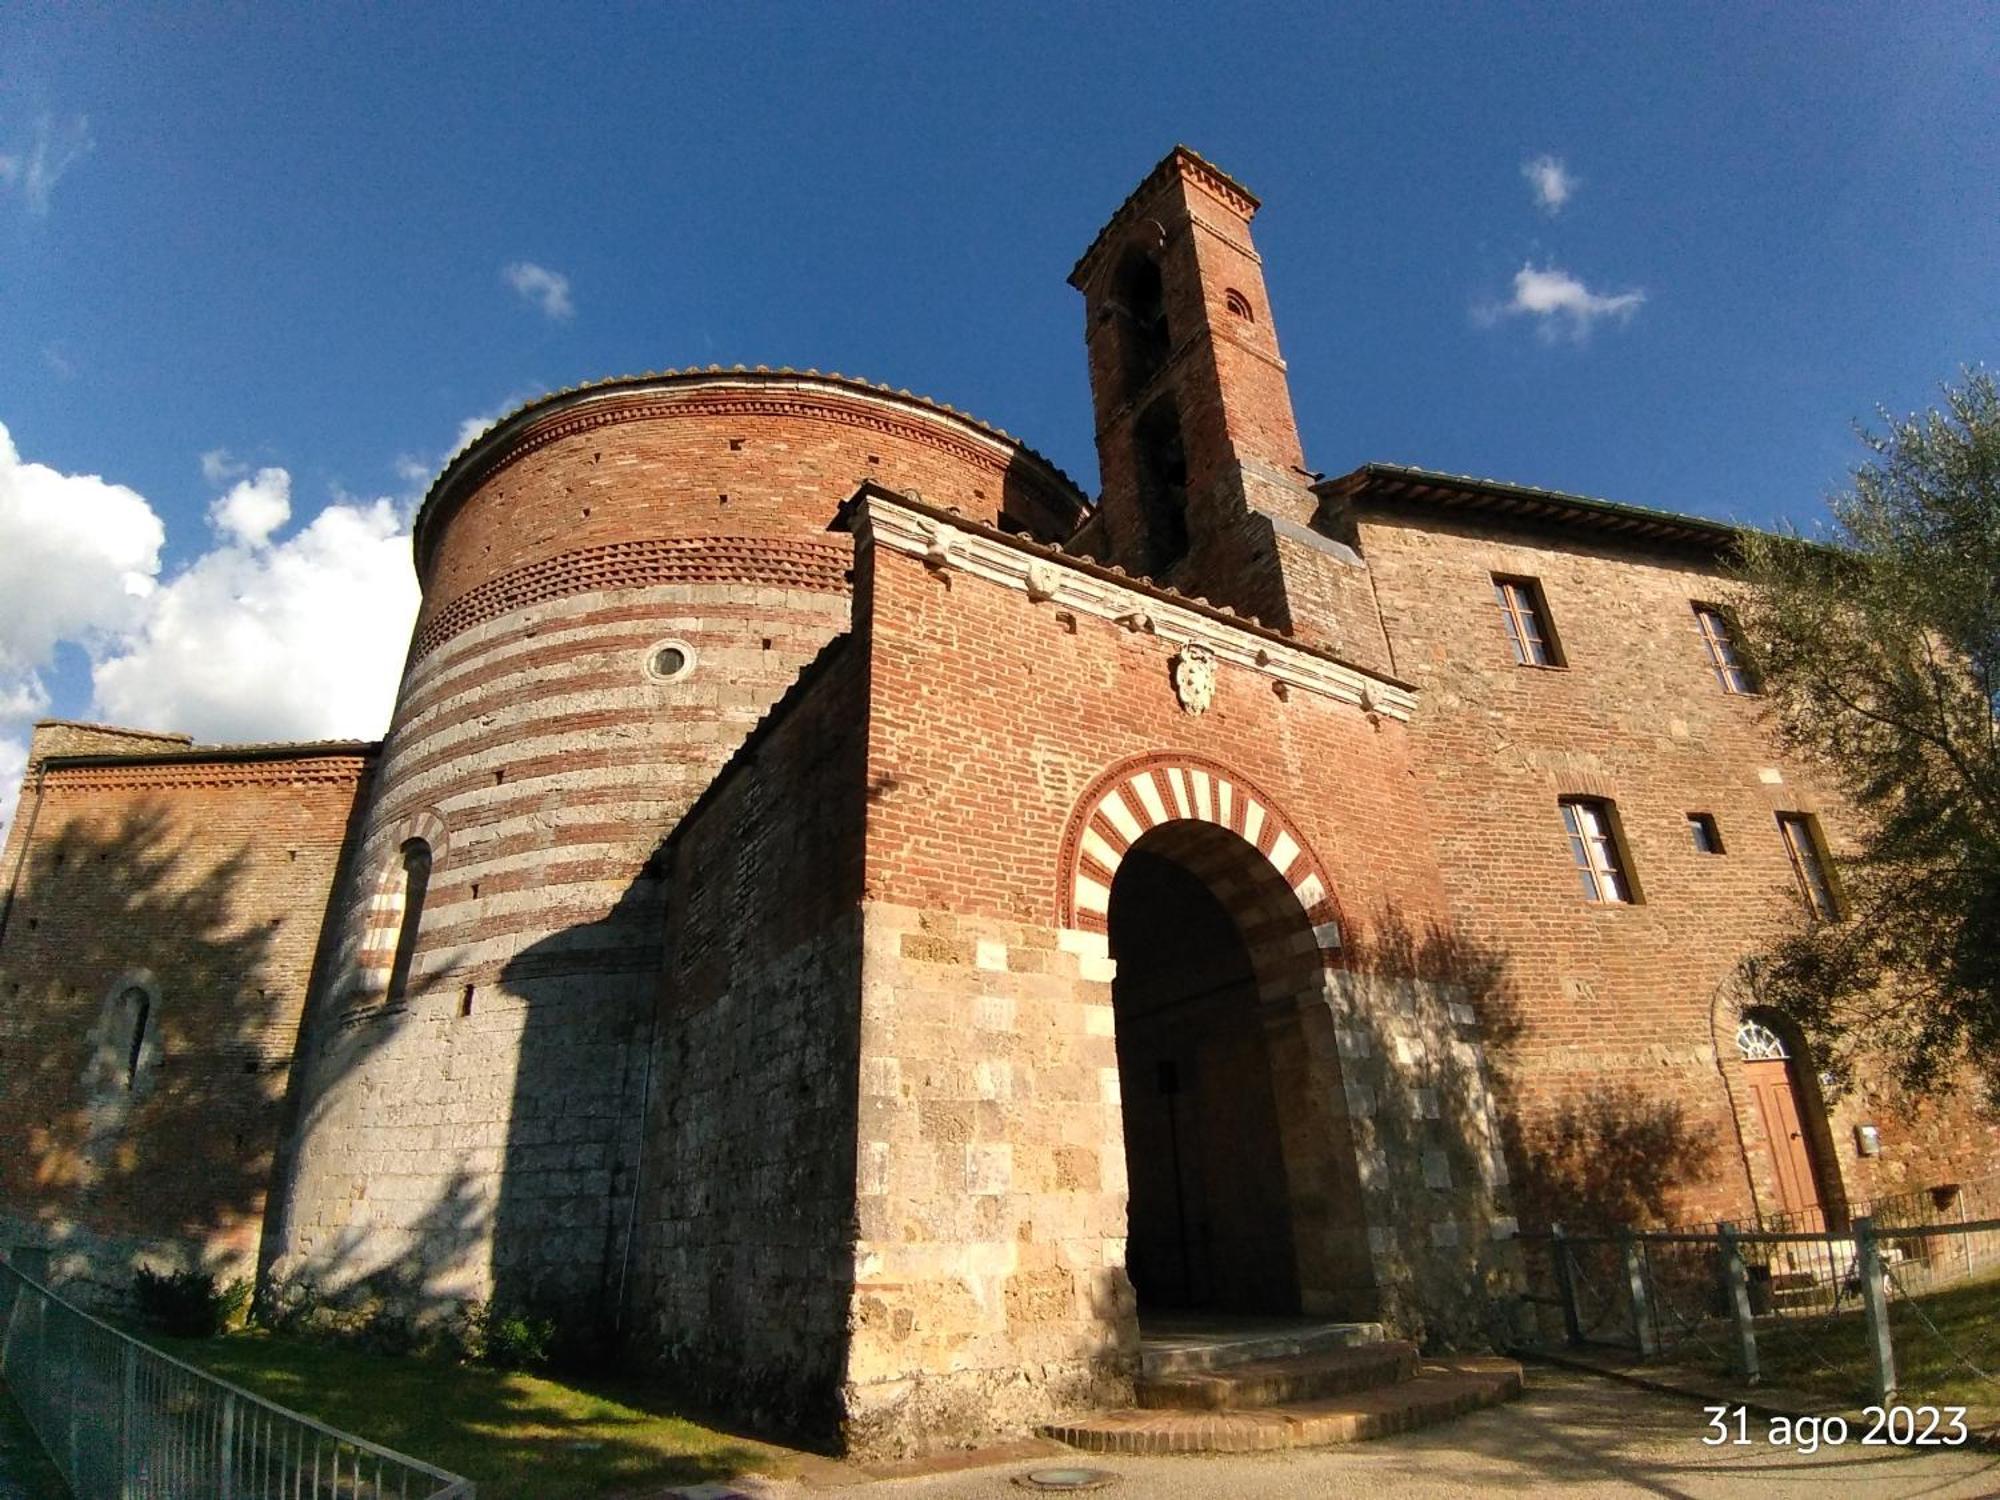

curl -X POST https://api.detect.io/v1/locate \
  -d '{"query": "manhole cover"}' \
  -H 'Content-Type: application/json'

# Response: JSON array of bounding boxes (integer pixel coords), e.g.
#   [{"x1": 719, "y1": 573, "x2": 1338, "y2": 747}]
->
[{"x1": 1013, "y1": 1468, "x2": 1118, "y2": 1492}]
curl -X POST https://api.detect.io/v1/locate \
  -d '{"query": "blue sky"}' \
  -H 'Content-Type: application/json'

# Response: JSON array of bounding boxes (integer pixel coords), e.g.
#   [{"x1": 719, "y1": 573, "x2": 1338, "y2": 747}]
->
[{"x1": 1, "y1": 2, "x2": 1995, "y2": 817}]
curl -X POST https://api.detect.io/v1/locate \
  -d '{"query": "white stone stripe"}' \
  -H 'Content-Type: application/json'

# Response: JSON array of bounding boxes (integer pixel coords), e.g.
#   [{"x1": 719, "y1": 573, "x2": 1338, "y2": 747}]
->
[
  {"x1": 1217, "y1": 779, "x2": 1234, "y2": 829},
  {"x1": 1130, "y1": 772, "x2": 1169, "y2": 827},
  {"x1": 1242, "y1": 800, "x2": 1266, "y2": 850},
  {"x1": 1294, "y1": 874, "x2": 1326, "y2": 911},
  {"x1": 1313, "y1": 920, "x2": 1344, "y2": 949},
  {"x1": 1192, "y1": 770, "x2": 1213, "y2": 823},
  {"x1": 1097, "y1": 790, "x2": 1143, "y2": 844},
  {"x1": 1268, "y1": 830, "x2": 1300, "y2": 878},
  {"x1": 1166, "y1": 767, "x2": 1192, "y2": 820},
  {"x1": 1081, "y1": 826, "x2": 1122, "y2": 874},
  {"x1": 1075, "y1": 874, "x2": 1112, "y2": 914}
]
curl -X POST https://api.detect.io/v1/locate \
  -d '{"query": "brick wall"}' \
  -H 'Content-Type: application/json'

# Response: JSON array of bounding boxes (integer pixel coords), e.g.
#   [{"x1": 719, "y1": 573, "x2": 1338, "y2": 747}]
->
[
  {"x1": 0, "y1": 734, "x2": 370, "y2": 1302},
  {"x1": 1351, "y1": 503, "x2": 2000, "y2": 1230}
]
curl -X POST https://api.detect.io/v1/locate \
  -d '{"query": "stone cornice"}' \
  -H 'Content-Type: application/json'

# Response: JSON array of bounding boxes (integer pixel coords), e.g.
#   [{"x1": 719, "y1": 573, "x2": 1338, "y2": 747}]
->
[{"x1": 849, "y1": 487, "x2": 1417, "y2": 721}]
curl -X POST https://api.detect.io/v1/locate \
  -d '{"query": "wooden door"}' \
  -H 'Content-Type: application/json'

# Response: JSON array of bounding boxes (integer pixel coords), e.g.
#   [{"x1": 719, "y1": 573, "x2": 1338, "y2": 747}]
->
[{"x1": 1746, "y1": 1057, "x2": 1824, "y2": 1229}]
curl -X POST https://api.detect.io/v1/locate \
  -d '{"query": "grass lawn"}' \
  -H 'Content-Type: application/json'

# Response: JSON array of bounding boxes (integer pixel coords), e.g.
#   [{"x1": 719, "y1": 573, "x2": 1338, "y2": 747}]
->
[
  {"x1": 1688, "y1": 1274, "x2": 2000, "y2": 1419},
  {"x1": 0, "y1": 1375, "x2": 71, "y2": 1500},
  {"x1": 155, "y1": 1328, "x2": 807, "y2": 1500}
]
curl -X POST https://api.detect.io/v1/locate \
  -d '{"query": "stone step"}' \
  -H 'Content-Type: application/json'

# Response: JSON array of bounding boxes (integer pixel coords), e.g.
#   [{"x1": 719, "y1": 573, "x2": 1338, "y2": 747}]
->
[
  {"x1": 1139, "y1": 1320, "x2": 1386, "y2": 1378},
  {"x1": 1137, "y1": 1340, "x2": 1419, "y2": 1410},
  {"x1": 1042, "y1": 1357, "x2": 1524, "y2": 1456}
]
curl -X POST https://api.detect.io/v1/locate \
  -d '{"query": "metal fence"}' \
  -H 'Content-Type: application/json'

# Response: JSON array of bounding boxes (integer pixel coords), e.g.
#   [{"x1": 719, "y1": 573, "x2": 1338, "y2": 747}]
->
[
  {"x1": 1519, "y1": 1211, "x2": 2000, "y2": 1407},
  {"x1": 0, "y1": 1259, "x2": 474, "y2": 1500}
]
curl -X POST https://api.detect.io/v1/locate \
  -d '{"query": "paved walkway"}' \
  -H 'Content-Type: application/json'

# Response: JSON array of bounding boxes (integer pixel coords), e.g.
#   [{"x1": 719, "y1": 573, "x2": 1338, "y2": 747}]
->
[{"x1": 694, "y1": 1365, "x2": 2000, "y2": 1499}]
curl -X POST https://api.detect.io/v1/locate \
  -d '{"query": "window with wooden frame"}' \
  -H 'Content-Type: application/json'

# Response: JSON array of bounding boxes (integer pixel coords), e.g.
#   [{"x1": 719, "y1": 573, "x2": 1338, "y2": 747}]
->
[
  {"x1": 1693, "y1": 603, "x2": 1757, "y2": 694},
  {"x1": 1559, "y1": 797, "x2": 1638, "y2": 903},
  {"x1": 1777, "y1": 813, "x2": 1840, "y2": 920},
  {"x1": 1493, "y1": 575, "x2": 1564, "y2": 667}
]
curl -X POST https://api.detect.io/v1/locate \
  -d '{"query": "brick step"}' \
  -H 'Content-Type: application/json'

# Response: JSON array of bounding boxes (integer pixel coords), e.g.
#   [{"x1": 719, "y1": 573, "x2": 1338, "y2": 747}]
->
[
  {"x1": 1044, "y1": 1357, "x2": 1523, "y2": 1455},
  {"x1": 1137, "y1": 1340, "x2": 1419, "y2": 1410}
]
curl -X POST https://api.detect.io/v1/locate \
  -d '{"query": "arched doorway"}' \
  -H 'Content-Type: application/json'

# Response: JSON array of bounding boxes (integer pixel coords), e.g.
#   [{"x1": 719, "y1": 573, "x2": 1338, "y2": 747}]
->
[
  {"x1": 1108, "y1": 823, "x2": 1304, "y2": 1312},
  {"x1": 1061, "y1": 755, "x2": 1374, "y2": 1320},
  {"x1": 1737, "y1": 1013, "x2": 1841, "y2": 1231}
]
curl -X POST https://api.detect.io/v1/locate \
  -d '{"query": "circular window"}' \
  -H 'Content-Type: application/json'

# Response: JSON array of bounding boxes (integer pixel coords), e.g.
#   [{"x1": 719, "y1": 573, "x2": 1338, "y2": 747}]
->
[{"x1": 644, "y1": 640, "x2": 696, "y2": 683}]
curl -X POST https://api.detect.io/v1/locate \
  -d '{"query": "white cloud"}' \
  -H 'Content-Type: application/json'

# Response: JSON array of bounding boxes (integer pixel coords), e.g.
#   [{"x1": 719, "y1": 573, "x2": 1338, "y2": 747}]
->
[
  {"x1": 0, "y1": 423, "x2": 425, "y2": 836},
  {"x1": 502, "y1": 261, "x2": 574, "y2": 321},
  {"x1": 1522, "y1": 154, "x2": 1577, "y2": 214},
  {"x1": 200, "y1": 448, "x2": 247, "y2": 484},
  {"x1": 92, "y1": 492, "x2": 419, "y2": 745},
  {"x1": 1, "y1": 114, "x2": 95, "y2": 216},
  {"x1": 1483, "y1": 263, "x2": 1646, "y2": 342},
  {"x1": 0, "y1": 734, "x2": 24, "y2": 842},
  {"x1": 0, "y1": 420, "x2": 166, "y2": 833},
  {"x1": 206, "y1": 466, "x2": 292, "y2": 547},
  {"x1": 0, "y1": 421, "x2": 164, "y2": 688}
]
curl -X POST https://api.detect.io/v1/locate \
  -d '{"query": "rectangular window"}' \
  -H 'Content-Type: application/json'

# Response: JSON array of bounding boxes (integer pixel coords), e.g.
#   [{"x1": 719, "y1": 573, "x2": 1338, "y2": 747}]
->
[
  {"x1": 1777, "y1": 813, "x2": 1840, "y2": 920},
  {"x1": 1688, "y1": 813, "x2": 1724, "y2": 854},
  {"x1": 1494, "y1": 576, "x2": 1563, "y2": 666},
  {"x1": 1560, "y1": 797, "x2": 1636, "y2": 903},
  {"x1": 1694, "y1": 603, "x2": 1756, "y2": 694}
]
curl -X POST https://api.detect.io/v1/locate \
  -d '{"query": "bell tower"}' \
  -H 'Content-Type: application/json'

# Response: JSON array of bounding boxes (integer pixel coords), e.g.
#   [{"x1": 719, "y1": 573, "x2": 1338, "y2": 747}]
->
[{"x1": 1070, "y1": 147, "x2": 1316, "y2": 628}]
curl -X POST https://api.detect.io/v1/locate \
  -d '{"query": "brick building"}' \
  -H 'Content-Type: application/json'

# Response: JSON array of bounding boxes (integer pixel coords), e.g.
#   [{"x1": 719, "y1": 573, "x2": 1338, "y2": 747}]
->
[{"x1": 2, "y1": 146, "x2": 1995, "y2": 1453}]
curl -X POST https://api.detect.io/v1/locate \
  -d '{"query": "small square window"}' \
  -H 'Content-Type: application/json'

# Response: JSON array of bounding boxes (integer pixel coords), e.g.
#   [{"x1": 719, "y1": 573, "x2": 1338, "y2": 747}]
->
[
  {"x1": 1693, "y1": 603, "x2": 1757, "y2": 694},
  {"x1": 1493, "y1": 576, "x2": 1564, "y2": 667},
  {"x1": 1560, "y1": 797, "x2": 1637, "y2": 903},
  {"x1": 1688, "y1": 813, "x2": 1724, "y2": 854},
  {"x1": 1777, "y1": 813, "x2": 1840, "y2": 920}
]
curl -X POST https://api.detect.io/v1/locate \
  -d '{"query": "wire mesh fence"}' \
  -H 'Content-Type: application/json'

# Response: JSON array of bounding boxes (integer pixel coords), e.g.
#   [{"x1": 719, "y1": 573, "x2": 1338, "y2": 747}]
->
[
  {"x1": 1517, "y1": 1211, "x2": 2000, "y2": 1415},
  {"x1": 0, "y1": 1258, "x2": 474, "y2": 1500}
]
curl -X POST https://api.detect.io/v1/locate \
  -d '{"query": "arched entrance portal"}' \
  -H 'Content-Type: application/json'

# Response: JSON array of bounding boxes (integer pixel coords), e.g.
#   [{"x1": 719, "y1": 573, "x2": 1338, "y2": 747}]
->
[
  {"x1": 1108, "y1": 824, "x2": 1305, "y2": 1312},
  {"x1": 1060, "y1": 755, "x2": 1375, "y2": 1320}
]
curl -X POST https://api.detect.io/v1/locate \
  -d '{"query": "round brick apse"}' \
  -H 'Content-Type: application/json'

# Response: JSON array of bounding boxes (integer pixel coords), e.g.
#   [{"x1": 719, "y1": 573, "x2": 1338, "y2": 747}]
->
[
  {"x1": 1056, "y1": 752, "x2": 1343, "y2": 955},
  {"x1": 275, "y1": 371, "x2": 1088, "y2": 1324}
]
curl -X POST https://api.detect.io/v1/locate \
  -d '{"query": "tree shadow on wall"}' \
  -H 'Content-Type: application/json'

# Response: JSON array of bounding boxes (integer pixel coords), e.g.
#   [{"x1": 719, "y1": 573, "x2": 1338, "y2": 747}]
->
[
  {"x1": 0, "y1": 803, "x2": 292, "y2": 1293},
  {"x1": 1326, "y1": 905, "x2": 1714, "y2": 1348}
]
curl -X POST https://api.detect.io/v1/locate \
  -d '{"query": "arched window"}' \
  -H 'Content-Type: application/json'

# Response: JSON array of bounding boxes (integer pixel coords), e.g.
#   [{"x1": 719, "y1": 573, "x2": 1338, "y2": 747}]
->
[
  {"x1": 1133, "y1": 395, "x2": 1190, "y2": 573},
  {"x1": 1735, "y1": 1018, "x2": 1789, "y2": 1061},
  {"x1": 1116, "y1": 252, "x2": 1172, "y2": 397},
  {"x1": 385, "y1": 838, "x2": 432, "y2": 1004},
  {"x1": 1224, "y1": 288, "x2": 1254, "y2": 322},
  {"x1": 123, "y1": 986, "x2": 151, "y2": 1089}
]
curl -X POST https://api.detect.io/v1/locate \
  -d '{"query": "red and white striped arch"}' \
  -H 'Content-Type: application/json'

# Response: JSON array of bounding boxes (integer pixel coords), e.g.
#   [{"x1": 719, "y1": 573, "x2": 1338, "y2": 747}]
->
[{"x1": 1056, "y1": 753, "x2": 1343, "y2": 954}]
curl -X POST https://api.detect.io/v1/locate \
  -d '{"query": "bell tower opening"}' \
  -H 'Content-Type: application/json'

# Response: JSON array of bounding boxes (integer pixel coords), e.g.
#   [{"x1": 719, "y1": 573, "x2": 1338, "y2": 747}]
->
[
  {"x1": 1132, "y1": 396, "x2": 1190, "y2": 574},
  {"x1": 1114, "y1": 250, "x2": 1172, "y2": 398},
  {"x1": 1107, "y1": 823, "x2": 1307, "y2": 1314}
]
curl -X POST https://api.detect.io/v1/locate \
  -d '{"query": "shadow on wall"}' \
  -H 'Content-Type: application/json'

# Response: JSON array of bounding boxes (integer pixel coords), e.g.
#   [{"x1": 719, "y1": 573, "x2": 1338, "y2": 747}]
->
[
  {"x1": 1, "y1": 804, "x2": 287, "y2": 1297},
  {"x1": 261, "y1": 863, "x2": 661, "y2": 1363},
  {"x1": 1327, "y1": 904, "x2": 1527, "y2": 1350}
]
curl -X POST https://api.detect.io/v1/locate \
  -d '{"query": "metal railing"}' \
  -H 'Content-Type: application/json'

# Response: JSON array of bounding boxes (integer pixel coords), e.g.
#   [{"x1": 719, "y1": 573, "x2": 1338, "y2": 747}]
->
[
  {"x1": 0, "y1": 1259, "x2": 474, "y2": 1499},
  {"x1": 1518, "y1": 1214, "x2": 2000, "y2": 1406}
]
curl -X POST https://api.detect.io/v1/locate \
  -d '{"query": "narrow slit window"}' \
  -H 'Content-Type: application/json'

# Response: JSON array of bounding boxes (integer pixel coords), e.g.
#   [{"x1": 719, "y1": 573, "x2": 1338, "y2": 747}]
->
[
  {"x1": 1493, "y1": 576, "x2": 1563, "y2": 666},
  {"x1": 385, "y1": 838, "x2": 433, "y2": 1003},
  {"x1": 1688, "y1": 813, "x2": 1724, "y2": 854},
  {"x1": 124, "y1": 987, "x2": 151, "y2": 1089},
  {"x1": 1560, "y1": 797, "x2": 1635, "y2": 903},
  {"x1": 1777, "y1": 813, "x2": 1840, "y2": 920},
  {"x1": 1694, "y1": 604, "x2": 1756, "y2": 693}
]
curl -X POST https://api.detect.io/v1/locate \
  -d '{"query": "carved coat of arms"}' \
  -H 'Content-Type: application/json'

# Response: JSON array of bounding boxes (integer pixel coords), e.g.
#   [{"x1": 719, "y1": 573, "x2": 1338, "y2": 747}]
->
[{"x1": 1172, "y1": 643, "x2": 1216, "y2": 715}]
